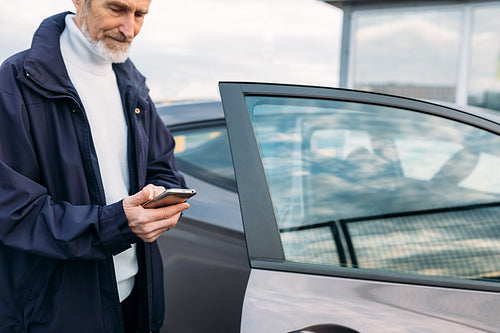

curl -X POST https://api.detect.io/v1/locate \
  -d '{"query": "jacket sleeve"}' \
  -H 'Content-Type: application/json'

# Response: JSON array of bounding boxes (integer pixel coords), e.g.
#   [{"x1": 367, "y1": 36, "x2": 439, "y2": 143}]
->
[
  {"x1": 0, "y1": 167, "x2": 131, "y2": 260},
  {"x1": 0, "y1": 79, "x2": 133, "y2": 260}
]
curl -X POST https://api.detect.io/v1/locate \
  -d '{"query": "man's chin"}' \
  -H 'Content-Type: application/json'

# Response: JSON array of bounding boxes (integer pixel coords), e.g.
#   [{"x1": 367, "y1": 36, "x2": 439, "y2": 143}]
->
[
  {"x1": 105, "y1": 47, "x2": 130, "y2": 63},
  {"x1": 95, "y1": 40, "x2": 130, "y2": 63}
]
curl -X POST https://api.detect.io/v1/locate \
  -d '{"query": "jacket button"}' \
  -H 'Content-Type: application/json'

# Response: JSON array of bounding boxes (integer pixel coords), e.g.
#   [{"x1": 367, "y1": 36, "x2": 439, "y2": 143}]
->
[{"x1": 135, "y1": 108, "x2": 141, "y2": 114}]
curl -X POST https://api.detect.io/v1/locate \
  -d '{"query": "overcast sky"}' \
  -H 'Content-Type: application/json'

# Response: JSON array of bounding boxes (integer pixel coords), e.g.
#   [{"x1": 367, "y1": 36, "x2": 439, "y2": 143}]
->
[{"x1": 0, "y1": 0, "x2": 342, "y2": 102}]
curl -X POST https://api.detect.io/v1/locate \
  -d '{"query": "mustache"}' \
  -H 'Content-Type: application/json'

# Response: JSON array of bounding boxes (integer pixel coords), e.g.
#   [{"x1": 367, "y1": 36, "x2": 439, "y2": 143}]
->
[{"x1": 104, "y1": 32, "x2": 133, "y2": 44}]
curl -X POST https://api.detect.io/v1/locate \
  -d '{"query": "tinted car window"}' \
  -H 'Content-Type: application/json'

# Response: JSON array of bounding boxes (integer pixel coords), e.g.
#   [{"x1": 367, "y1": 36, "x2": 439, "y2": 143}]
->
[
  {"x1": 173, "y1": 126, "x2": 236, "y2": 191},
  {"x1": 245, "y1": 96, "x2": 500, "y2": 283}
]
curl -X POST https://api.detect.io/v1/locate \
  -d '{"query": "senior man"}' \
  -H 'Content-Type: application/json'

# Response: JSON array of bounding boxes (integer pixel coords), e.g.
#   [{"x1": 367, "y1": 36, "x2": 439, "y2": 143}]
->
[{"x1": 0, "y1": 0, "x2": 189, "y2": 332}]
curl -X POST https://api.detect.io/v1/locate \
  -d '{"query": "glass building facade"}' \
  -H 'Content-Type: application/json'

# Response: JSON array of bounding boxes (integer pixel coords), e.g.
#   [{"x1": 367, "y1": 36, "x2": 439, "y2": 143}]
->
[{"x1": 331, "y1": 1, "x2": 500, "y2": 111}]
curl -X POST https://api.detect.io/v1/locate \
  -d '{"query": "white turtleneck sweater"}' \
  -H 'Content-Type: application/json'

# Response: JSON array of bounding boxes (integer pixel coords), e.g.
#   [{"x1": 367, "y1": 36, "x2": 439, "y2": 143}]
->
[{"x1": 60, "y1": 14, "x2": 138, "y2": 302}]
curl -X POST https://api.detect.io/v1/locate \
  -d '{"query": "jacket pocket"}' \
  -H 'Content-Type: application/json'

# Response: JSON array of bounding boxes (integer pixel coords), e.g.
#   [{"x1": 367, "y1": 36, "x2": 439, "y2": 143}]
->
[{"x1": 23, "y1": 257, "x2": 61, "y2": 327}]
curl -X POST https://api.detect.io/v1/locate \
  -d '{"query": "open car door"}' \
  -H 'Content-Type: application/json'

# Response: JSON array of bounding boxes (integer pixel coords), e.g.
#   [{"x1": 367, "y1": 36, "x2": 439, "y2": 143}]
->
[{"x1": 219, "y1": 82, "x2": 500, "y2": 332}]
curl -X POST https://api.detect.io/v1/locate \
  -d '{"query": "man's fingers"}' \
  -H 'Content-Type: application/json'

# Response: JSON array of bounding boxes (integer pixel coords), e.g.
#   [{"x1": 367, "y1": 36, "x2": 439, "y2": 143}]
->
[
  {"x1": 140, "y1": 228, "x2": 171, "y2": 243},
  {"x1": 144, "y1": 202, "x2": 190, "y2": 221},
  {"x1": 132, "y1": 213, "x2": 182, "y2": 242},
  {"x1": 128, "y1": 202, "x2": 188, "y2": 231}
]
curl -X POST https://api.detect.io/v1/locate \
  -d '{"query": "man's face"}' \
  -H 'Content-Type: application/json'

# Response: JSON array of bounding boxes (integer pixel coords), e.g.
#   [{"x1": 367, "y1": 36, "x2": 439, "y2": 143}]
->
[{"x1": 73, "y1": 0, "x2": 151, "y2": 62}]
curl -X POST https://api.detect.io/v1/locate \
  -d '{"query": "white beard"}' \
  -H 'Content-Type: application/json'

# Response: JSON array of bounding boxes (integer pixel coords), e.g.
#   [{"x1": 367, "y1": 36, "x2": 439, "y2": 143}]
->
[{"x1": 82, "y1": 21, "x2": 131, "y2": 63}]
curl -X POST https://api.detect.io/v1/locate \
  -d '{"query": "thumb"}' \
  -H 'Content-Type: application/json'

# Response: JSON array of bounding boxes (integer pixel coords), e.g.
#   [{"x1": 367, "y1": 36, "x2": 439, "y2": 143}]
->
[{"x1": 126, "y1": 185, "x2": 155, "y2": 207}]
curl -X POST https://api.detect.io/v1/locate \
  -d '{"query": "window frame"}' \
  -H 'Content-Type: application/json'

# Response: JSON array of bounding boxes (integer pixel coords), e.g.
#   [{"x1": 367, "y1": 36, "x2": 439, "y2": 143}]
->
[
  {"x1": 169, "y1": 119, "x2": 238, "y2": 192},
  {"x1": 219, "y1": 81, "x2": 500, "y2": 292}
]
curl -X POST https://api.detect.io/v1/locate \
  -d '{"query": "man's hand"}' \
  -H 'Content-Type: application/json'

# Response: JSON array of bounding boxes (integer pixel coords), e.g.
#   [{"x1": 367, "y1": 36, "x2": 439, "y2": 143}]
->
[{"x1": 123, "y1": 184, "x2": 190, "y2": 242}]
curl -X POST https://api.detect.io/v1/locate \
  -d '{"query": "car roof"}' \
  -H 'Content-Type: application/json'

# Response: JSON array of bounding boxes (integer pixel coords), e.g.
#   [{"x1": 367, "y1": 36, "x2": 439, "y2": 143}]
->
[
  {"x1": 156, "y1": 100, "x2": 223, "y2": 127},
  {"x1": 155, "y1": 94, "x2": 500, "y2": 129}
]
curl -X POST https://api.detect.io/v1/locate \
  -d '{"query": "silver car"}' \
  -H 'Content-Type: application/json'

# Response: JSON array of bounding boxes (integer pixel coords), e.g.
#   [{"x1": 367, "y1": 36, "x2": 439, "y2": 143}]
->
[{"x1": 158, "y1": 82, "x2": 500, "y2": 332}]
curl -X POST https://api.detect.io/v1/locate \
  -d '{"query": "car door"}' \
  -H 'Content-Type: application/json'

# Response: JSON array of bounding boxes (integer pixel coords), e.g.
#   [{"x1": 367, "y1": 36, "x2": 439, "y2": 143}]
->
[
  {"x1": 156, "y1": 102, "x2": 249, "y2": 332},
  {"x1": 219, "y1": 82, "x2": 500, "y2": 332}
]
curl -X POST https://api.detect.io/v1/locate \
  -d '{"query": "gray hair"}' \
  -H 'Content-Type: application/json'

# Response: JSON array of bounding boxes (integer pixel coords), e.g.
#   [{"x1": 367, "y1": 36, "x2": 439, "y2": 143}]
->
[{"x1": 81, "y1": 0, "x2": 91, "y2": 17}]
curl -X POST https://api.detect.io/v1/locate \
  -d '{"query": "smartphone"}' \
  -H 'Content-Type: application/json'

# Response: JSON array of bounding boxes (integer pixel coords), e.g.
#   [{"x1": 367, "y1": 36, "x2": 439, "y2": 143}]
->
[{"x1": 142, "y1": 188, "x2": 196, "y2": 209}]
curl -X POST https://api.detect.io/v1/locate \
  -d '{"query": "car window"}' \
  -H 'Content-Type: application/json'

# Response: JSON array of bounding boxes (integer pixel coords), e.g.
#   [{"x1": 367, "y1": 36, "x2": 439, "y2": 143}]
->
[
  {"x1": 245, "y1": 96, "x2": 500, "y2": 283},
  {"x1": 173, "y1": 126, "x2": 236, "y2": 191}
]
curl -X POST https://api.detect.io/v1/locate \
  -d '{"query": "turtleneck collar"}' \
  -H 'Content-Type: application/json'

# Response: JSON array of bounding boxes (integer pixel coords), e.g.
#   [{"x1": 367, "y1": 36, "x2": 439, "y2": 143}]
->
[{"x1": 60, "y1": 14, "x2": 113, "y2": 76}]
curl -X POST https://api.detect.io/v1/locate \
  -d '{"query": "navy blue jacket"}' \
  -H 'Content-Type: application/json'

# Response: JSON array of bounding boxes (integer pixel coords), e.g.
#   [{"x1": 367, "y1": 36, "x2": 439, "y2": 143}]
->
[{"x1": 0, "y1": 12, "x2": 185, "y2": 332}]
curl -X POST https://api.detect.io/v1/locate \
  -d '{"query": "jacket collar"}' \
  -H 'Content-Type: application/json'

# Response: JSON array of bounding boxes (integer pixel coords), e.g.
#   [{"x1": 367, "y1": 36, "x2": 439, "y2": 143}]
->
[
  {"x1": 20, "y1": 12, "x2": 146, "y2": 101},
  {"x1": 21, "y1": 12, "x2": 77, "y2": 98}
]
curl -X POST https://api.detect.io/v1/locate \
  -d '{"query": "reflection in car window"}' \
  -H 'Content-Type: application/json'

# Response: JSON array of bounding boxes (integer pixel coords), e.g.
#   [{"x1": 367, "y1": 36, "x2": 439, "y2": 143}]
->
[
  {"x1": 245, "y1": 96, "x2": 500, "y2": 283},
  {"x1": 173, "y1": 126, "x2": 236, "y2": 191}
]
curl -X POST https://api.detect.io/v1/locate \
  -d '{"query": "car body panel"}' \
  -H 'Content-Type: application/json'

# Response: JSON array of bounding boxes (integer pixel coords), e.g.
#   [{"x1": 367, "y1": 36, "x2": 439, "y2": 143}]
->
[
  {"x1": 156, "y1": 103, "x2": 249, "y2": 332},
  {"x1": 157, "y1": 100, "x2": 224, "y2": 127},
  {"x1": 158, "y1": 215, "x2": 248, "y2": 332},
  {"x1": 241, "y1": 269, "x2": 500, "y2": 333}
]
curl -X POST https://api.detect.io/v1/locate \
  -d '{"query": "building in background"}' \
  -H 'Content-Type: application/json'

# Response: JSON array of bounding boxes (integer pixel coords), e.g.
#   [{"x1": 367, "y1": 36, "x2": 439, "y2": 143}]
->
[{"x1": 323, "y1": 0, "x2": 500, "y2": 111}]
